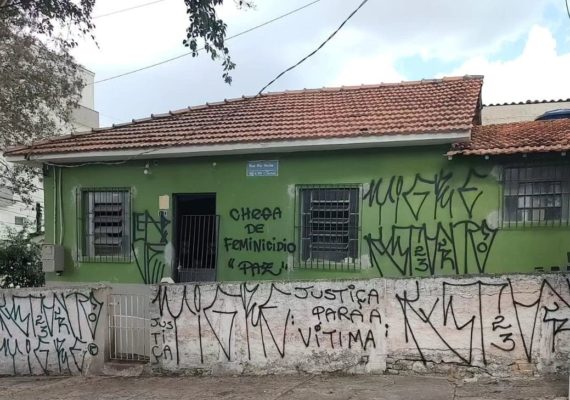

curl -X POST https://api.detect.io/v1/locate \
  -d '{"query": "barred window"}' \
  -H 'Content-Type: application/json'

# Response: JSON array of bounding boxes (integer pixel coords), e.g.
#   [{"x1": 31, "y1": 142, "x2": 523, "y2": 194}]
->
[
  {"x1": 297, "y1": 185, "x2": 361, "y2": 270},
  {"x1": 502, "y1": 165, "x2": 570, "y2": 227},
  {"x1": 79, "y1": 189, "x2": 131, "y2": 261}
]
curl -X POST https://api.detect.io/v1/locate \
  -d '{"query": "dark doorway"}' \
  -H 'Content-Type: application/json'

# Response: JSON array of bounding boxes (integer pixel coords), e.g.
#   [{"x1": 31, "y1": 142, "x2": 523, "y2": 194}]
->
[{"x1": 173, "y1": 193, "x2": 219, "y2": 282}]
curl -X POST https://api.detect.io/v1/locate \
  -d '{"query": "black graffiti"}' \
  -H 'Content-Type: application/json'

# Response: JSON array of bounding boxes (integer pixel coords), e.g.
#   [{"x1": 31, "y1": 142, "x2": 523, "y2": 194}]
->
[
  {"x1": 490, "y1": 315, "x2": 515, "y2": 352},
  {"x1": 226, "y1": 206, "x2": 294, "y2": 274},
  {"x1": 312, "y1": 306, "x2": 381, "y2": 324},
  {"x1": 245, "y1": 224, "x2": 264, "y2": 234},
  {"x1": 229, "y1": 207, "x2": 282, "y2": 221},
  {"x1": 150, "y1": 282, "x2": 383, "y2": 365},
  {"x1": 298, "y1": 327, "x2": 377, "y2": 350},
  {"x1": 457, "y1": 169, "x2": 488, "y2": 219},
  {"x1": 292, "y1": 285, "x2": 380, "y2": 308},
  {"x1": 228, "y1": 258, "x2": 286, "y2": 277},
  {"x1": 363, "y1": 168, "x2": 496, "y2": 277},
  {"x1": 149, "y1": 277, "x2": 570, "y2": 370},
  {"x1": 132, "y1": 211, "x2": 171, "y2": 284},
  {"x1": 152, "y1": 283, "x2": 294, "y2": 364},
  {"x1": 223, "y1": 237, "x2": 296, "y2": 253},
  {"x1": 365, "y1": 220, "x2": 498, "y2": 277},
  {"x1": 396, "y1": 277, "x2": 570, "y2": 367},
  {"x1": 0, "y1": 291, "x2": 103, "y2": 375},
  {"x1": 363, "y1": 168, "x2": 486, "y2": 223},
  {"x1": 150, "y1": 317, "x2": 174, "y2": 362}
]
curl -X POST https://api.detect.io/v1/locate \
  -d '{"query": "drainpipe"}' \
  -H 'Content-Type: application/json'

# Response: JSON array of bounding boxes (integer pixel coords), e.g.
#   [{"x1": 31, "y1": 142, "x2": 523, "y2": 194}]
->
[
  {"x1": 53, "y1": 165, "x2": 57, "y2": 244},
  {"x1": 58, "y1": 168, "x2": 63, "y2": 245}
]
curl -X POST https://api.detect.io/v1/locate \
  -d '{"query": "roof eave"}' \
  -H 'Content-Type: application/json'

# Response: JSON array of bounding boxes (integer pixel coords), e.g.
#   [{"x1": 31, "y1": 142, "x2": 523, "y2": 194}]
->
[
  {"x1": 447, "y1": 147, "x2": 570, "y2": 157},
  {"x1": 6, "y1": 131, "x2": 471, "y2": 165}
]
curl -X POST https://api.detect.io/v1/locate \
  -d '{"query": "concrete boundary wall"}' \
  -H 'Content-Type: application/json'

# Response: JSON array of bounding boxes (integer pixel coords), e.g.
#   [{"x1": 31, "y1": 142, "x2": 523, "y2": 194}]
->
[
  {"x1": 0, "y1": 286, "x2": 109, "y2": 376},
  {"x1": 150, "y1": 274, "x2": 570, "y2": 377}
]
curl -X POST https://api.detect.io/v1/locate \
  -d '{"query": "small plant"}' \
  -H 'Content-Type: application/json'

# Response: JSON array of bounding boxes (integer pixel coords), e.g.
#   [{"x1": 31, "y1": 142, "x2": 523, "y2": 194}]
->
[{"x1": 0, "y1": 224, "x2": 44, "y2": 288}]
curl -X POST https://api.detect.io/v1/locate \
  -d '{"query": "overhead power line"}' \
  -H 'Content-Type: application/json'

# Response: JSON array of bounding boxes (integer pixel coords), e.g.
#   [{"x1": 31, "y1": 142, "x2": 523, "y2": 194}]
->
[
  {"x1": 93, "y1": 0, "x2": 169, "y2": 19},
  {"x1": 257, "y1": 0, "x2": 369, "y2": 94},
  {"x1": 91, "y1": 0, "x2": 322, "y2": 85},
  {"x1": 46, "y1": 0, "x2": 369, "y2": 169}
]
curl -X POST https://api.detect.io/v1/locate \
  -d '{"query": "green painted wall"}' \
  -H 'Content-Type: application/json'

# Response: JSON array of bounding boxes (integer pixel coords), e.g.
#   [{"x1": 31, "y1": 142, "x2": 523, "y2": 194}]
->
[{"x1": 43, "y1": 145, "x2": 570, "y2": 284}]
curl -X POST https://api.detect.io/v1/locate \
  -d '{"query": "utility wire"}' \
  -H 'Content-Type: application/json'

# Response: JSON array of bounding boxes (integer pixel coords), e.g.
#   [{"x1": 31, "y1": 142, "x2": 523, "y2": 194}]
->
[
  {"x1": 93, "y1": 0, "x2": 169, "y2": 19},
  {"x1": 566, "y1": 0, "x2": 570, "y2": 20},
  {"x1": 43, "y1": 0, "x2": 369, "y2": 169},
  {"x1": 91, "y1": 0, "x2": 322, "y2": 85},
  {"x1": 258, "y1": 0, "x2": 368, "y2": 94}
]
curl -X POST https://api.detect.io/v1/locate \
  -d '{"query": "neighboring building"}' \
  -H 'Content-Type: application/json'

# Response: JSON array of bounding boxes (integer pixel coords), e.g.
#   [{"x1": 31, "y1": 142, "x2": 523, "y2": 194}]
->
[
  {"x1": 482, "y1": 99, "x2": 570, "y2": 125},
  {"x1": 71, "y1": 68, "x2": 100, "y2": 132},
  {"x1": 0, "y1": 67, "x2": 99, "y2": 236},
  {"x1": 5, "y1": 75, "x2": 570, "y2": 285}
]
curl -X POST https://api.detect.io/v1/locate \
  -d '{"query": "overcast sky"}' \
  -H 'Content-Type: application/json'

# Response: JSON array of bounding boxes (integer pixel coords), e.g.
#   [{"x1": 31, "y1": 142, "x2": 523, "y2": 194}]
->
[{"x1": 73, "y1": 0, "x2": 570, "y2": 127}]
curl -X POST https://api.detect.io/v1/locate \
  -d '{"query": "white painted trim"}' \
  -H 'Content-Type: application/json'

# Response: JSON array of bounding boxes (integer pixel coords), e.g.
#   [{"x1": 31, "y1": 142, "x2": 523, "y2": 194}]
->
[{"x1": 6, "y1": 131, "x2": 470, "y2": 164}]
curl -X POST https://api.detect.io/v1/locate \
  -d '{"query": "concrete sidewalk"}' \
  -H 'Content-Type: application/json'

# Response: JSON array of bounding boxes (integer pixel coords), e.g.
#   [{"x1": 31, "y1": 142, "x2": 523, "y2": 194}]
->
[{"x1": 0, "y1": 375, "x2": 567, "y2": 400}]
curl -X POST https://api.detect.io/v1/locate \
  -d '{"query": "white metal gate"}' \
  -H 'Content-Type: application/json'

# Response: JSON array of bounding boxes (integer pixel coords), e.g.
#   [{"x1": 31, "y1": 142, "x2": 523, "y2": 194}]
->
[{"x1": 108, "y1": 293, "x2": 150, "y2": 361}]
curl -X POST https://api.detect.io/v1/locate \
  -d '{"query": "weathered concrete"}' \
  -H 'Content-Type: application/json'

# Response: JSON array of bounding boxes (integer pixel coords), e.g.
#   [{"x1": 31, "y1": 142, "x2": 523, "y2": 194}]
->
[
  {"x1": 150, "y1": 274, "x2": 570, "y2": 377},
  {"x1": 0, "y1": 375, "x2": 567, "y2": 400},
  {"x1": 482, "y1": 100, "x2": 570, "y2": 124},
  {"x1": 0, "y1": 286, "x2": 109, "y2": 376}
]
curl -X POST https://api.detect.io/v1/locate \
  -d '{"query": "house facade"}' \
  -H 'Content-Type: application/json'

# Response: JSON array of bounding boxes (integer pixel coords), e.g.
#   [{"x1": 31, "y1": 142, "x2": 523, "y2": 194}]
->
[{"x1": 5, "y1": 76, "x2": 570, "y2": 284}]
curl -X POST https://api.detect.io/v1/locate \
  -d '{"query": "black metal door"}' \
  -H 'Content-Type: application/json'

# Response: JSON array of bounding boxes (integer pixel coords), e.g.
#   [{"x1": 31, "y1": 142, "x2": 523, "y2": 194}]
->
[{"x1": 175, "y1": 214, "x2": 220, "y2": 282}]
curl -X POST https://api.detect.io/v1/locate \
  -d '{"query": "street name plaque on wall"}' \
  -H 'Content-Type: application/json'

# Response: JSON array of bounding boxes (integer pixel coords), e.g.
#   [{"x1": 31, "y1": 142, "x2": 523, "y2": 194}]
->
[{"x1": 247, "y1": 160, "x2": 279, "y2": 177}]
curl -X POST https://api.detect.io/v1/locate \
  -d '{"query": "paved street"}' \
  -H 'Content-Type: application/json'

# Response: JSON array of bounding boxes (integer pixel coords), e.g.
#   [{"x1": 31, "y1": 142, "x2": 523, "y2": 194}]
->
[{"x1": 0, "y1": 374, "x2": 567, "y2": 400}]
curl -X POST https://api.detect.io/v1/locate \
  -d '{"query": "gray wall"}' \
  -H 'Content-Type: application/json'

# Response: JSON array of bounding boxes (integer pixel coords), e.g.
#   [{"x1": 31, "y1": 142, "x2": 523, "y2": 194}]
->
[
  {"x1": 482, "y1": 101, "x2": 570, "y2": 124},
  {"x1": 0, "y1": 286, "x2": 109, "y2": 375},
  {"x1": 150, "y1": 274, "x2": 570, "y2": 377}
]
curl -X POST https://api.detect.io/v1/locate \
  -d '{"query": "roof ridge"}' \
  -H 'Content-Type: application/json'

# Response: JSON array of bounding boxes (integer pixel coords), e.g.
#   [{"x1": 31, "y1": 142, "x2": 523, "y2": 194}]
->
[
  {"x1": 267, "y1": 75, "x2": 483, "y2": 94},
  {"x1": 477, "y1": 119, "x2": 565, "y2": 129},
  {"x1": 484, "y1": 98, "x2": 570, "y2": 106}
]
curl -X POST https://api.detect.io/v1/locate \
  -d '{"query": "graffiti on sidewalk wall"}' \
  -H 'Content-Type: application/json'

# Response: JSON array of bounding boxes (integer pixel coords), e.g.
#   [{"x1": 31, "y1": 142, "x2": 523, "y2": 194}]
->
[
  {"x1": 151, "y1": 282, "x2": 383, "y2": 365},
  {"x1": 363, "y1": 168, "x2": 499, "y2": 277},
  {"x1": 396, "y1": 277, "x2": 570, "y2": 367},
  {"x1": 0, "y1": 290, "x2": 103, "y2": 375},
  {"x1": 150, "y1": 276, "x2": 570, "y2": 373}
]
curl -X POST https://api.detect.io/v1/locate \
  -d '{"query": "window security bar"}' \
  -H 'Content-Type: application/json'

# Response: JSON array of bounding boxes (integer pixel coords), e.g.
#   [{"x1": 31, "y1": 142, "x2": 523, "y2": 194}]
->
[
  {"x1": 296, "y1": 185, "x2": 361, "y2": 270},
  {"x1": 76, "y1": 188, "x2": 131, "y2": 262},
  {"x1": 500, "y1": 164, "x2": 570, "y2": 228}
]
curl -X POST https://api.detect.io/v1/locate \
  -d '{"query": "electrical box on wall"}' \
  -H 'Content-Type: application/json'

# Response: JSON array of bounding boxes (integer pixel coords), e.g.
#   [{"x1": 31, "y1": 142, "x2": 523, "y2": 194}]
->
[{"x1": 41, "y1": 244, "x2": 64, "y2": 273}]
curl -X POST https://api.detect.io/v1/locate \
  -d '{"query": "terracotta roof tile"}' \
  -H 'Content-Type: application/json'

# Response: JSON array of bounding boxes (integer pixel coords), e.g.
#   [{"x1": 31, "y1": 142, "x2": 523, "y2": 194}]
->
[
  {"x1": 448, "y1": 118, "x2": 570, "y2": 156},
  {"x1": 5, "y1": 76, "x2": 483, "y2": 158}
]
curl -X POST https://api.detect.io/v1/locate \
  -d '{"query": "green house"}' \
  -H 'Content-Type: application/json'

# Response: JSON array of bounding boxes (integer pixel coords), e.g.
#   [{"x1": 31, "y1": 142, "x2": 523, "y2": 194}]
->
[{"x1": 6, "y1": 76, "x2": 570, "y2": 284}]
